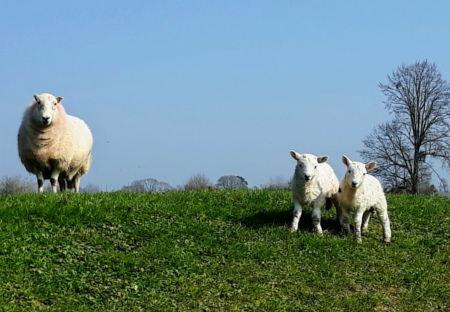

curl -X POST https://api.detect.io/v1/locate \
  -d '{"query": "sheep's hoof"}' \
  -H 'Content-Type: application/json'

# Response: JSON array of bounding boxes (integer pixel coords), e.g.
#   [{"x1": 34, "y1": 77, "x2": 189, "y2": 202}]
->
[
  {"x1": 384, "y1": 237, "x2": 391, "y2": 244},
  {"x1": 290, "y1": 227, "x2": 297, "y2": 233},
  {"x1": 356, "y1": 238, "x2": 362, "y2": 244}
]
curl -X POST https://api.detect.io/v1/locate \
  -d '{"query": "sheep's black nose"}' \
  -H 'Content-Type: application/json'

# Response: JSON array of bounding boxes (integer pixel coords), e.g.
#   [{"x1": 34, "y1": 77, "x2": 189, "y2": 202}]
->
[
  {"x1": 352, "y1": 182, "x2": 357, "y2": 187},
  {"x1": 304, "y1": 175, "x2": 311, "y2": 181},
  {"x1": 42, "y1": 116, "x2": 50, "y2": 123}
]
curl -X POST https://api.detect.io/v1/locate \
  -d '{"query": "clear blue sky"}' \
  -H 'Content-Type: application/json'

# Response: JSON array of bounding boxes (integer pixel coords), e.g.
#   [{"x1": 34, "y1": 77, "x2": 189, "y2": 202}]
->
[{"x1": 1, "y1": 1, "x2": 449, "y2": 191}]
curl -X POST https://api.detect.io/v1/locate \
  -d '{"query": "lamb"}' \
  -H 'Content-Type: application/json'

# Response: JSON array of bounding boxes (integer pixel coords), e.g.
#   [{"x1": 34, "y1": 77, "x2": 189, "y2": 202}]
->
[
  {"x1": 289, "y1": 151, "x2": 339, "y2": 234},
  {"x1": 333, "y1": 155, "x2": 391, "y2": 243},
  {"x1": 17, "y1": 93, "x2": 93, "y2": 193}
]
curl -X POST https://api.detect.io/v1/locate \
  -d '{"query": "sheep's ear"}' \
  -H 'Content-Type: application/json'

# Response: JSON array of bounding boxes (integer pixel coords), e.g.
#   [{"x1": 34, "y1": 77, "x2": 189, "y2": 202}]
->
[
  {"x1": 33, "y1": 93, "x2": 40, "y2": 102},
  {"x1": 290, "y1": 150, "x2": 301, "y2": 160},
  {"x1": 366, "y1": 162, "x2": 376, "y2": 171},
  {"x1": 342, "y1": 155, "x2": 351, "y2": 167},
  {"x1": 56, "y1": 96, "x2": 63, "y2": 103},
  {"x1": 317, "y1": 156, "x2": 329, "y2": 163}
]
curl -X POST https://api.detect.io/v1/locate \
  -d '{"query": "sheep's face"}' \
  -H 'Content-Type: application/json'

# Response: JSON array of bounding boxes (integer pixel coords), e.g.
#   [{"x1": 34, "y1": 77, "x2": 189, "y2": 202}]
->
[
  {"x1": 33, "y1": 93, "x2": 63, "y2": 126},
  {"x1": 290, "y1": 151, "x2": 328, "y2": 183},
  {"x1": 342, "y1": 155, "x2": 376, "y2": 189}
]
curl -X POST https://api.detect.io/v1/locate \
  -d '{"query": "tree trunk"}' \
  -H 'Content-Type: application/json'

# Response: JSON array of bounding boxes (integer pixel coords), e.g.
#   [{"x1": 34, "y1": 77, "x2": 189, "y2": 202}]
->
[{"x1": 411, "y1": 147, "x2": 420, "y2": 194}]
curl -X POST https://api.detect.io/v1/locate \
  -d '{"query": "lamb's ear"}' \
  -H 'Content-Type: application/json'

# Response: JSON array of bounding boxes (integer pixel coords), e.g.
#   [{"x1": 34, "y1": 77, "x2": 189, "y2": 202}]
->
[
  {"x1": 366, "y1": 162, "x2": 376, "y2": 171},
  {"x1": 56, "y1": 96, "x2": 63, "y2": 103},
  {"x1": 33, "y1": 93, "x2": 40, "y2": 102},
  {"x1": 342, "y1": 155, "x2": 351, "y2": 167},
  {"x1": 317, "y1": 156, "x2": 329, "y2": 163},
  {"x1": 290, "y1": 150, "x2": 301, "y2": 160}
]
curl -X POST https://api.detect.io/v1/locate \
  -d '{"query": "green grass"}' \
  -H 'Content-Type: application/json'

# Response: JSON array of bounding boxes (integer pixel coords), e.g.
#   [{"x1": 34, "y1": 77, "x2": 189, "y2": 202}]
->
[{"x1": 0, "y1": 190, "x2": 449, "y2": 311}]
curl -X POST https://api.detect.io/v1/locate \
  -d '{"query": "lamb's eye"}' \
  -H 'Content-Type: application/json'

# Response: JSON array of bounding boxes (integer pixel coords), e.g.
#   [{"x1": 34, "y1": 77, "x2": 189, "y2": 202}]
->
[
  {"x1": 348, "y1": 170, "x2": 351, "y2": 174},
  {"x1": 363, "y1": 173, "x2": 366, "y2": 175},
  {"x1": 298, "y1": 164, "x2": 303, "y2": 168},
  {"x1": 314, "y1": 166, "x2": 317, "y2": 169}
]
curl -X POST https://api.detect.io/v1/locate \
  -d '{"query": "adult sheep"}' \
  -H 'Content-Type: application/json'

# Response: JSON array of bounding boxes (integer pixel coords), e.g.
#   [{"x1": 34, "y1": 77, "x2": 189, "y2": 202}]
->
[
  {"x1": 18, "y1": 93, "x2": 93, "y2": 193},
  {"x1": 289, "y1": 151, "x2": 339, "y2": 234},
  {"x1": 333, "y1": 155, "x2": 391, "y2": 243}
]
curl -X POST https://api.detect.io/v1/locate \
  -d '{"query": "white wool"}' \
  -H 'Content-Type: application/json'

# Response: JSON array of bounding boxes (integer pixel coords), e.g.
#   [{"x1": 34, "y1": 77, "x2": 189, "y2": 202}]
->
[
  {"x1": 17, "y1": 93, "x2": 93, "y2": 193},
  {"x1": 289, "y1": 151, "x2": 339, "y2": 234},
  {"x1": 333, "y1": 155, "x2": 391, "y2": 243}
]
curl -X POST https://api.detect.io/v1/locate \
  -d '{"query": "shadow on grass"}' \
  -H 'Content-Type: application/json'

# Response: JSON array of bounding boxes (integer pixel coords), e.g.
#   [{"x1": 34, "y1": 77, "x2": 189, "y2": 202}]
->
[{"x1": 237, "y1": 208, "x2": 342, "y2": 234}]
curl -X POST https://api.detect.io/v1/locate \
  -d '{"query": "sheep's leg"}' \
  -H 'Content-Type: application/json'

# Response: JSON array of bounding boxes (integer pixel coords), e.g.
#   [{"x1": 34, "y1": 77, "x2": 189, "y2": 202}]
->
[
  {"x1": 72, "y1": 174, "x2": 81, "y2": 193},
  {"x1": 36, "y1": 172, "x2": 45, "y2": 193},
  {"x1": 50, "y1": 171, "x2": 60, "y2": 193},
  {"x1": 339, "y1": 210, "x2": 350, "y2": 236},
  {"x1": 67, "y1": 171, "x2": 82, "y2": 193},
  {"x1": 354, "y1": 211, "x2": 364, "y2": 243},
  {"x1": 312, "y1": 204, "x2": 323, "y2": 235},
  {"x1": 361, "y1": 210, "x2": 371, "y2": 233},
  {"x1": 65, "y1": 173, "x2": 79, "y2": 193},
  {"x1": 377, "y1": 209, "x2": 391, "y2": 243},
  {"x1": 290, "y1": 200, "x2": 303, "y2": 232},
  {"x1": 58, "y1": 178, "x2": 66, "y2": 191}
]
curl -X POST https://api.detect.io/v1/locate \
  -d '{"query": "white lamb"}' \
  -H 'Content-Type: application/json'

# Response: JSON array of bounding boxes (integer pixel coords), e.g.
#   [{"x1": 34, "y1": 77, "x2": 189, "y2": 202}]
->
[
  {"x1": 289, "y1": 151, "x2": 339, "y2": 234},
  {"x1": 333, "y1": 155, "x2": 391, "y2": 243},
  {"x1": 17, "y1": 93, "x2": 93, "y2": 193}
]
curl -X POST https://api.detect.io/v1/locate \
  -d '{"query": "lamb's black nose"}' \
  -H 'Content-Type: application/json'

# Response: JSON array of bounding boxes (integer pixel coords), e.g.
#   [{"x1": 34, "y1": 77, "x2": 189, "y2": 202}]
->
[
  {"x1": 304, "y1": 175, "x2": 311, "y2": 181},
  {"x1": 352, "y1": 182, "x2": 357, "y2": 188},
  {"x1": 42, "y1": 116, "x2": 50, "y2": 123}
]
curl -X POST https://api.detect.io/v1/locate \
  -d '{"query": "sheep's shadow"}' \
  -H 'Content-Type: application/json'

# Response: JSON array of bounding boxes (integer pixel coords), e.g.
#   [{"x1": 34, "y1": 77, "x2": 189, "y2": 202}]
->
[{"x1": 237, "y1": 207, "x2": 342, "y2": 234}]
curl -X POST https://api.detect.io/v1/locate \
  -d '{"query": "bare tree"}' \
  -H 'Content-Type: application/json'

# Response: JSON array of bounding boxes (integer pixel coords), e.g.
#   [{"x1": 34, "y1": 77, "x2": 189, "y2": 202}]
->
[
  {"x1": 141, "y1": 178, "x2": 159, "y2": 192},
  {"x1": 215, "y1": 175, "x2": 248, "y2": 189},
  {"x1": 121, "y1": 178, "x2": 174, "y2": 192},
  {"x1": 80, "y1": 184, "x2": 102, "y2": 193},
  {"x1": 359, "y1": 61, "x2": 450, "y2": 194},
  {"x1": 262, "y1": 175, "x2": 290, "y2": 190},
  {"x1": 360, "y1": 120, "x2": 435, "y2": 192},
  {"x1": 184, "y1": 173, "x2": 213, "y2": 191},
  {"x1": 121, "y1": 180, "x2": 146, "y2": 192},
  {"x1": 156, "y1": 181, "x2": 175, "y2": 192},
  {"x1": 0, "y1": 175, "x2": 35, "y2": 195}
]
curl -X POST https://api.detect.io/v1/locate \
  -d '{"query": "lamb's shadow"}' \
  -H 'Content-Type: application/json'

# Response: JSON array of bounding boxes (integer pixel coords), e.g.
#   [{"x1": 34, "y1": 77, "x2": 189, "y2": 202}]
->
[{"x1": 238, "y1": 207, "x2": 342, "y2": 234}]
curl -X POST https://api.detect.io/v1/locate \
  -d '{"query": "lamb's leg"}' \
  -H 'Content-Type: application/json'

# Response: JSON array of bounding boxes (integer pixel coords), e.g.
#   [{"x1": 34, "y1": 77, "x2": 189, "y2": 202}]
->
[
  {"x1": 333, "y1": 196, "x2": 342, "y2": 225},
  {"x1": 339, "y1": 210, "x2": 351, "y2": 236},
  {"x1": 377, "y1": 209, "x2": 391, "y2": 243},
  {"x1": 36, "y1": 172, "x2": 44, "y2": 193},
  {"x1": 361, "y1": 210, "x2": 371, "y2": 233},
  {"x1": 290, "y1": 200, "x2": 303, "y2": 232},
  {"x1": 354, "y1": 211, "x2": 364, "y2": 243},
  {"x1": 312, "y1": 204, "x2": 323, "y2": 235},
  {"x1": 50, "y1": 171, "x2": 61, "y2": 194}
]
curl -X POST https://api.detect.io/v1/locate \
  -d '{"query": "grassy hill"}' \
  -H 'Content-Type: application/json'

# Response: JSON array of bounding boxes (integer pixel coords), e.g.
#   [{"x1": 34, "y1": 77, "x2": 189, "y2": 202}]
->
[{"x1": 0, "y1": 190, "x2": 448, "y2": 311}]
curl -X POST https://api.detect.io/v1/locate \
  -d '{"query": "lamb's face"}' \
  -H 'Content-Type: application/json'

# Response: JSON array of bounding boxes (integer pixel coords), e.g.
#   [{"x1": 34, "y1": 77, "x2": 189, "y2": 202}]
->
[
  {"x1": 342, "y1": 155, "x2": 376, "y2": 189},
  {"x1": 344, "y1": 162, "x2": 367, "y2": 189},
  {"x1": 290, "y1": 151, "x2": 328, "y2": 183},
  {"x1": 33, "y1": 93, "x2": 63, "y2": 126}
]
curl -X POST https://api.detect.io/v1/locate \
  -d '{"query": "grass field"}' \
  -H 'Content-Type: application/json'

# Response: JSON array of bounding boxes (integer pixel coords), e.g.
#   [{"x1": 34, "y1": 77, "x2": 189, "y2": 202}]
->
[{"x1": 0, "y1": 190, "x2": 449, "y2": 311}]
